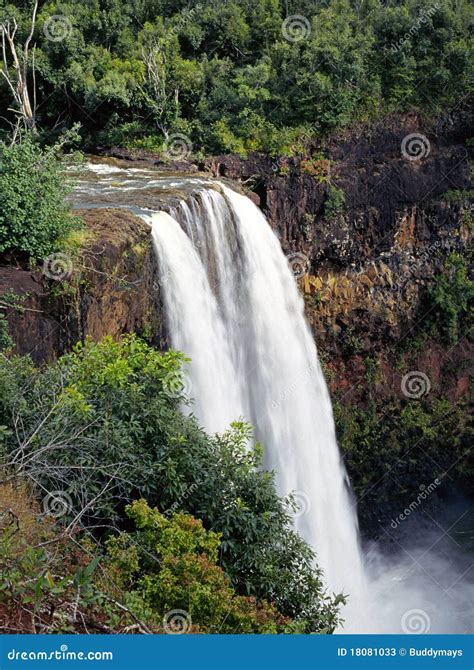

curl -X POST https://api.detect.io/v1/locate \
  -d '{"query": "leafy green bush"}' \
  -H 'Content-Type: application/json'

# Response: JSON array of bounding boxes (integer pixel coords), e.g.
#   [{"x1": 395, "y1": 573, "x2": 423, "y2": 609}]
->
[
  {"x1": 0, "y1": 482, "x2": 300, "y2": 633},
  {"x1": 324, "y1": 186, "x2": 346, "y2": 220},
  {"x1": 105, "y1": 500, "x2": 287, "y2": 633},
  {"x1": 441, "y1": 189, "x2": 474, "y2": 204},
  {"x1": 0, "y1": 135, "x2": 80, "y2": 260},
  {"x1": 334, "y1": 395, "x2": 473, "y2": 534},
  {"x1": 0, "y1": 335, "x2": 342, "y2": 632},
  {"x1": 127, "y1": 136, "x2": 166, "y2": 153},
  {"x1": 209, "y1": 119, "x2": 248, "y2": 156},
  {"x1": 425, "y1": 253, "x2": 473, "y2": 344}
]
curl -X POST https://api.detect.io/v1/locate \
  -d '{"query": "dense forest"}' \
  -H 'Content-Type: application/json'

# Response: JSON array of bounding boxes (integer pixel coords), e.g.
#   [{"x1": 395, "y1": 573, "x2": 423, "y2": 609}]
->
[
  {"x1": 0, "y1": 0, "x2": 472, "y2": 638},
  {"x1": 0, "y1": 0, "x2": 472, "y2": 154}
]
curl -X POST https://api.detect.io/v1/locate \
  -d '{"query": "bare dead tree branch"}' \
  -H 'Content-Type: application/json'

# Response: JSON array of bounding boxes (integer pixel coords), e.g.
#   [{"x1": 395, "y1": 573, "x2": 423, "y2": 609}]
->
[{"x1": 0, "y1": 0, "x2": 39, "y2": 137}]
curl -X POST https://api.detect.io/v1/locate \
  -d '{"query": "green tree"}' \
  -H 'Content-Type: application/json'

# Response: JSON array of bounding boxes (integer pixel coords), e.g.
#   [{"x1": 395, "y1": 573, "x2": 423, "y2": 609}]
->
[
  {"x1": 0, "y1": 134, "x2": 80, "y2": 260},
  {"x1": 106, "y1": 500, "x2": 288, "y2": 633},
  {"x1": 426, "y1": 253, "x2": 474, "y2": 344},
  {"x1": 2, "y1": 0, "x2": 471, "y2": 153}
]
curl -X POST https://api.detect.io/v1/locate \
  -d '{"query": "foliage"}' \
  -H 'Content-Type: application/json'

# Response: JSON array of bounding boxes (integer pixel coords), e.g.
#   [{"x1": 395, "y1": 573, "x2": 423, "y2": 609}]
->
[
  {"x1": 105, "y1": 500, "x2": 288, "y2": 633},
  {"x1": 0, "y1": 0, "x2": 471, "y2": 155},
  {"x1": 305, "y1": 292, "x2": 322, "y2": 309},
  {"x1": 301, "y1": 155, "x2": 332, "y2": 184},
  {"x1": 334, "y1": 395, "x2": 473, "y2": 534},
  {"x1": 0, "y1": 133, "x2": 81, "y2": 260},
  {"x1": 0, "y1": 290, "x2": 24, "y2": 351},
  {"x1": 0, "y1": 335, "x2": 342, "y2": 632},
  {"x1": 324, "y1": 185, "x2": 346, "y2": 220},
  {"x1": 0, "y1": 480, "x2": 103, "y2": 633},
  {"x1": 0, "y1": 479, "x2": 293, "y2": 633},
  {"x1": 441, "y1": 189, "x2": 474, "y2": 204},
  {"x1": 425, "y1": 253, "x2": 473, "y2": 344}
]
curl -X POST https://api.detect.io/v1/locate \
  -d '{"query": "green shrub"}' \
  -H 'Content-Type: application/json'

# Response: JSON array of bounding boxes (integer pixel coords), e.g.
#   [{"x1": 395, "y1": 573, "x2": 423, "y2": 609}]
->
[
  {"x1": 0, "y1": 335, "x2": 342, "y2": 632},
  {"x1": 0, "y1": 482, "x2": 302, "y2": 634},
  {"x1": 334, "y1": 395, "x2": 472, "y2": 534},
  {"x1": 0, "y1": 291, "x2": 25, "y2": 352},
  {"x1": 305, "y1": 292, "x2": 322, "y2": 309},
  {"x1": 426, "y1": 253, "x2": 473, "y2": 344},
  {"x1": 126, "y1": 135, "x2": 164, "y2": 153},
  {"x1": 324, "y1": 186, "x2": 346, "y2": 220},
  {"x1": 105, "y1": 500, "x2": 287, "y2": 633},
  {"x1": 0, "y1": 135, "x2": 80, "y2": 260},
  {"x1": 441, "y1": 189, "x2": 474, "y2": 204},
  {"x1": 0, "y1": 318, "x2": 10, "y2": 352},
  {"x1": 210, "y1": 119, "x2": 248, "y2": 156}
]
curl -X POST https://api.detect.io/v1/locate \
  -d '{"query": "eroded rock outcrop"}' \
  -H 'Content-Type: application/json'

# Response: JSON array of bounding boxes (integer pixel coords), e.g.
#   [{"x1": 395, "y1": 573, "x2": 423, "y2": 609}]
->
[
  {"x1": 199, "y1": 112, "x2": 473, "y2": 408},
  {"x1": 0, "y1": 209, "x2": 164, "y2": 364}
]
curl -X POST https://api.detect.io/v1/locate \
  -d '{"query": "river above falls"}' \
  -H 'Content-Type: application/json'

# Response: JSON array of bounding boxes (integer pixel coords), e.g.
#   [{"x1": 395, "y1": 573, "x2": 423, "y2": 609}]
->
[{"x1": 69, "y1": 158, "x2": 233, "y2": 215}]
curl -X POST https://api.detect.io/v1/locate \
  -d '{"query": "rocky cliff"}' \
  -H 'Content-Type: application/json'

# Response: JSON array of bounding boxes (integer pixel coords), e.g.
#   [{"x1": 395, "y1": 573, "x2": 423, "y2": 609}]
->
[
  {"x1": 1, "y1": 111, "x2": 472, "y2": 537},
  {"x1": 0, "y1": 209, "x2": 164, "y2": 364},
  {"x1": 197, "y1": 112, "x2": 473, "y2": 536}
]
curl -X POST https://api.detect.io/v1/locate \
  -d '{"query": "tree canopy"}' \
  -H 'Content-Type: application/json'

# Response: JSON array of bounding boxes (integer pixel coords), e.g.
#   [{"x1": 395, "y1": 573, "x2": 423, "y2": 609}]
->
[{"x1": 0, "y1": 0, "x2": 471, "y2": 155}]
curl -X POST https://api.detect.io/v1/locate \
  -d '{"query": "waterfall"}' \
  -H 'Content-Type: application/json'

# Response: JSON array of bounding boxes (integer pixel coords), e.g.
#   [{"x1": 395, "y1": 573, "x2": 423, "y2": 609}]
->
[{"x1": 146, "y1": 183, "x2": 368, "y2": 626}]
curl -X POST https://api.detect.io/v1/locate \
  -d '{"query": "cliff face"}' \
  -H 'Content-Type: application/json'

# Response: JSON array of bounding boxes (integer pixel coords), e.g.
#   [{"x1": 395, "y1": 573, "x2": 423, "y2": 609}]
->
[
  {"x1": 0, "y1": 209, "x2": 164, "y2": 365},
  {"x1": 200, "y1": 112, "x2": 472, "y2": 403},
  {"x1": 1, "y1": 112, "x2": 472, "y2": 536},
  {"x1": 199, "y1": 112, "x2": 473, "y2": 535}
]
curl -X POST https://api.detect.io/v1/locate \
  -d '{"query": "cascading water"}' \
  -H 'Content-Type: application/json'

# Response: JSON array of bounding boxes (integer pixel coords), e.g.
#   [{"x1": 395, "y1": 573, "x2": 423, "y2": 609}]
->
[
  {"x1": 147, "y1": 210, "x2": 246, "y2": 433},
  {"x1": 147, "y1": 184, "x2": 368, "y2": 627}
]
